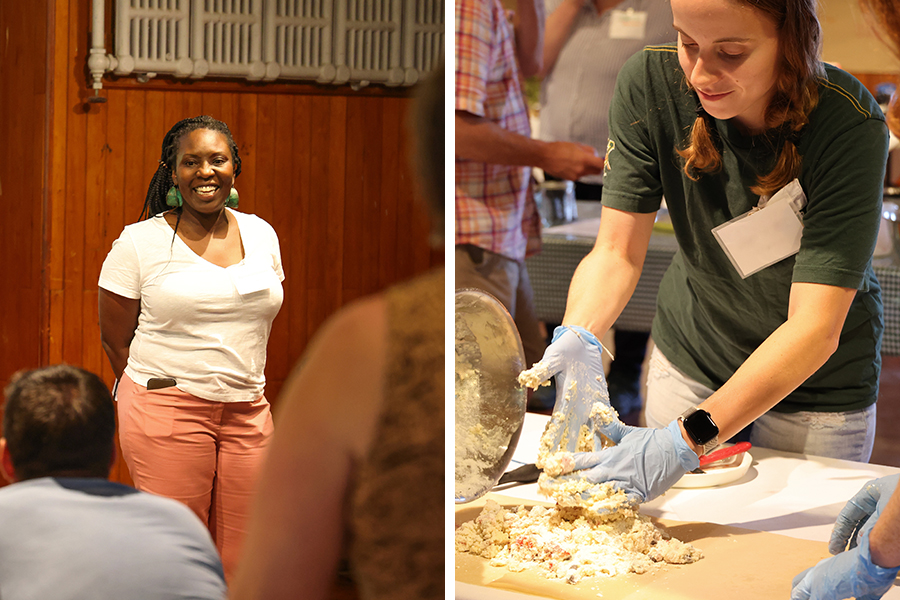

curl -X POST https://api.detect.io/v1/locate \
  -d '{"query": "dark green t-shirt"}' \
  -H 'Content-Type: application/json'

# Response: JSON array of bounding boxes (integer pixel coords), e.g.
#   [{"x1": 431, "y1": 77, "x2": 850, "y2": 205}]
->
[{"x1": 602, "y1": 45, "x2": 888, "y2": 413}]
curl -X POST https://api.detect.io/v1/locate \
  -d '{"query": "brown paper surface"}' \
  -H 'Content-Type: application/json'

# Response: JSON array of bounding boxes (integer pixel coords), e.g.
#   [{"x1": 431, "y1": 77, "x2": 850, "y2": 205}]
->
[{"x1": 456, "y1": 493, "x2": 832, "y2": 600}]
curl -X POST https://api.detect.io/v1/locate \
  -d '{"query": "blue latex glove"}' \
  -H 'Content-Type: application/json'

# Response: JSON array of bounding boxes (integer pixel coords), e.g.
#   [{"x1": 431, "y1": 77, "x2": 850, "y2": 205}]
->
[
  {"x1": 828, "y1": 475, "x2": 900, "y2": 554},
  {"x1": 520, "y1": 326, "x2": 610, "y2": 453},
  {"x1": 791, "y1": 474, "x2": 900, "y2": 600},
  {"x1": 543, "y1": 419, "x2": 700, "y2": 507}
]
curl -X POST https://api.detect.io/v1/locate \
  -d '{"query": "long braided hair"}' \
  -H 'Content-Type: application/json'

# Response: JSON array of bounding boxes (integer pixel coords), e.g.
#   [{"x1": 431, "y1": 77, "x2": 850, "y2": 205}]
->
[
  {"x1": 139, "y1": 116, "x2": 243, "y2": 223},
  {"x1": 677, "y1": 0, "x2": 824, "y2": 198}
]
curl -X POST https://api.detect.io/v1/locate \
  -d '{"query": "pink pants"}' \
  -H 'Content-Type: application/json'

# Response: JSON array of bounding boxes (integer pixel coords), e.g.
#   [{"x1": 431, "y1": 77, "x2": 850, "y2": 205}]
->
[{"x1": 117, "y1": 374, "x2": 274, "y2": 582}]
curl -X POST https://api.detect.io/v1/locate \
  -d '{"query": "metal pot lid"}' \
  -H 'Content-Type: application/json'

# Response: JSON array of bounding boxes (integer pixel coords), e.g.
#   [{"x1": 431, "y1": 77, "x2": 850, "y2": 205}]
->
[{"x1": 455, "y1": 288, "x2": 527, "y2": 503}]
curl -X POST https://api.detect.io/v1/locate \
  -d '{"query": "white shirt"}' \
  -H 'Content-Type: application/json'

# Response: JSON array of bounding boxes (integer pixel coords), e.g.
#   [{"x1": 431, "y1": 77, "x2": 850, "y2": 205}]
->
[
  {"x1": 99, "y1": 209, "x2": 284, "y2": 403},
  {"x1": 539, "y1": 0, "x2": 674, "y2": 184}
]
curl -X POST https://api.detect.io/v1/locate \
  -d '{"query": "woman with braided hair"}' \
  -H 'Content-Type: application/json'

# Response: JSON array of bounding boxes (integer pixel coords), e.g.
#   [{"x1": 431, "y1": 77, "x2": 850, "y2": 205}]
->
[
  {"x1": 536, "y1": 0, "x2": 890, "y2": 506},
  {"x1": 98, "y1": 115, "x2": 283, "y2": 581}
]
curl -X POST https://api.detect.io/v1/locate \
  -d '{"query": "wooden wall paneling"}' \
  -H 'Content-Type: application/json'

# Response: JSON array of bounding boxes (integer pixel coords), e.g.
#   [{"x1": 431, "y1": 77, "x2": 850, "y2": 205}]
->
[
  {"x1": 185, "y1": 93, "x2": 204, "y2": 121},
  {"x1": 361, "y1": 96, "x2": 385, "y2": 296},
  {"x1": 306, "y1": 94, "x2": 332, "y2": 299},
  {"x1": 60, "y1": 7, "x2": 88, "y2": 367},
  {"x1": 377, "y1": 97, "x2": 403, "y2": 287},
  {"x1": 145, "y1": 90, "x2": 168, "y2": 183},
  {"x1": 254, "y1": 94, "x2": 278, "y2": 225},
  {"x1": 46, "y1": 0, "x2": 71, "y2": 367},
  {"x1": 288, "y1": 95, "x2": 313, "y2": 364},
  {"x1": 342, "y1": 97, "x2": 367, "y2": 304},
  {"x1": 0, "y1": 0, "x2": 47, "y2": 398},
  {"x1": 234, "y1": 94, "x2": 258, "y2": 215},
  {"x1": 163, "y1": 91, "x2": 187, "y2": 140},
  {"x1": 253, "y1": 94, "x2": 280, "y2": 396},
  {"x1": 104, "y1": 91, "x2": 128, "y2": 262},
  {"x1": 395, "y1": 116, "x2": 435, "y2": 277},
  {"x1": 324, "y1": 96, "x2": 348, "y2": 326},
  {"x1": 81, "y1": 101, "x2": 110, "y2": 378},
  {"x1": 122, "y1": 90, "x2": 147, "y2": 223},
  {"x1": 265, "y1": 93, "x2": 298, "y2": 392},
  {"x1": 102, "y1": 92, "x2": 133, "y2": 487},
  {"x1": 216, "y1": 93, "x2": 239, "y2": 133},
  {"x1": 99, "y1": 90, "x2": 128, "y2": 382},
  {"x1": 81, "y1": 291, "x2": 102, "y2": 383},
  {"x1": 304, "y1": 95, "x2": 327, "y2": 347},
  {"x1": 200, "y1": 91, "x2": 223, "y2": 122}
]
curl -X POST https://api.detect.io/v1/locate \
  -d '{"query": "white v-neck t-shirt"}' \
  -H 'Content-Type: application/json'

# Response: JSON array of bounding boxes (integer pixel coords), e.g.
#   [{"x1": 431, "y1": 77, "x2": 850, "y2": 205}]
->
[{"x1": 99, "y1": 209, "x2": 284, "y2": 403}]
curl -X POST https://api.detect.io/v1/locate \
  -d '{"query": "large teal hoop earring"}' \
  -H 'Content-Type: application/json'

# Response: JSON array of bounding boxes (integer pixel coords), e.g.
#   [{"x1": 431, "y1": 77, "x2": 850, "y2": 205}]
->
[
  {"x1": 226, "y1": 187, "x2": 239, "y2": 208},
  {"x1": 166, "y1": 186, "x2": 183, "y2": 207}
]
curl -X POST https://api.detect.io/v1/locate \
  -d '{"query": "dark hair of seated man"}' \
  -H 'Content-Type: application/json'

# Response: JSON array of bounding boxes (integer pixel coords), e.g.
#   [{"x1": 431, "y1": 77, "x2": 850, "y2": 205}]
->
[{"x1": 2, "y1": 365, "x2": 115, "y2": 482}]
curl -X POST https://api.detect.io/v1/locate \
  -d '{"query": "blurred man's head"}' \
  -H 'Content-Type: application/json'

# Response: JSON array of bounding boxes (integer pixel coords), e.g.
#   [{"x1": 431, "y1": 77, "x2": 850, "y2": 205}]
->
[{"x1": 1, "y1": 365, "x2": 115, "y2": 482}]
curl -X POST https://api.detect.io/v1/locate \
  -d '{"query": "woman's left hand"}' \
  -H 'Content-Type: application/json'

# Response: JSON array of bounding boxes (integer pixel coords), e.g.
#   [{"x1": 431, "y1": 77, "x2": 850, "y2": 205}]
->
[{"x1": 543, "y1": 419, "x2": 701, "y2": 507}]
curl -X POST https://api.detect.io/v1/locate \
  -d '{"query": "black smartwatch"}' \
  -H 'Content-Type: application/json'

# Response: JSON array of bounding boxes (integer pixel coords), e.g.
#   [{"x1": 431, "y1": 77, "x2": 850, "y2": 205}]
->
[{"x1": 678, "y1": 407, "x2": 719, "y2": 455}]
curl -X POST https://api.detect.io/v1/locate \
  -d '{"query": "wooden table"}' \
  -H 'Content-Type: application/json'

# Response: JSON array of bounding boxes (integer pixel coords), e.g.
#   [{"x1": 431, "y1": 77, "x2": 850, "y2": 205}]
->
[{"x1": 456, "y1": 413, "x2": 900, "y2": 599}]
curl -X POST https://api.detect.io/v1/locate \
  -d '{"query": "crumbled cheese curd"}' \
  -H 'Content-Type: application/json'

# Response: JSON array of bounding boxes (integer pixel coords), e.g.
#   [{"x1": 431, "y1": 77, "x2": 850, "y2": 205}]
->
[
  {"x1": 517, "y1": 361, "x2": 552, "y2": 390},
  {"x1": 456, "y1": 499, "x2": 702, "y2": 585},
  {"x1": 537, "y1": 473, "x2": 634, "y2": 515},
  {"x1": 539, "y1": 452, "x2": 575, "y2": 477},
  {"x1": 590, "y1": 402, "x2": 616, "y2": 426}
]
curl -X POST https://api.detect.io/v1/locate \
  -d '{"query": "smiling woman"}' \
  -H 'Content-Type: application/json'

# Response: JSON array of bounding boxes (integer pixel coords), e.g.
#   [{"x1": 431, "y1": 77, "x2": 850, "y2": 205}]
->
[
  {"x1": 97, "y1": 115, "x2": 285, "y2": 583},
  {"x1": 536, "y1": 0, "x2": 890, "y2": 510},
  {"x1": 673, "y1": 0, "x2": 822, "y2": 197}
]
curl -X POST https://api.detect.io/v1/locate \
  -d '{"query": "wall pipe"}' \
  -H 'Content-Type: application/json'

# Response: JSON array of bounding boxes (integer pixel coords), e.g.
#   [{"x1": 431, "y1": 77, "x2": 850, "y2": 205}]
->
[{"x1": 87, "y1": 0, "x2": 118, "y2": 101}]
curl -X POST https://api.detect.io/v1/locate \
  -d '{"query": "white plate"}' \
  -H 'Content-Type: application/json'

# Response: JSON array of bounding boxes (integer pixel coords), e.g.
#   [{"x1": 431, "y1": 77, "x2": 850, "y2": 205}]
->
[{"x1": 672, "y1": 450, "x2": 753, "y2": 488}]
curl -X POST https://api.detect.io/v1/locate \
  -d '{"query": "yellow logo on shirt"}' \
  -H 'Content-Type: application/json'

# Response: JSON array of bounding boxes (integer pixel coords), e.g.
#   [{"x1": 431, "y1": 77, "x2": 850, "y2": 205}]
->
[{"x1": 604, "y1": 139, "x2": 615, "y2": 175}]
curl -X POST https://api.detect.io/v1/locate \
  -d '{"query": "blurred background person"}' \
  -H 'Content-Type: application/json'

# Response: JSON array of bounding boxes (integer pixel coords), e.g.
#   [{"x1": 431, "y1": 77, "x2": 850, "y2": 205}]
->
[
  {"x1": 0, "y1": 364, "x2": 226, "y2": 600},
  {"x1": 538, "y1": 0, "x2": 674, "y2": 419},
  {"x1": 229, "y1": 65, "x2": 444, "y2": 600},
  {"x1": 456, "y1": 0, "x2": 606, "y2": 373}
]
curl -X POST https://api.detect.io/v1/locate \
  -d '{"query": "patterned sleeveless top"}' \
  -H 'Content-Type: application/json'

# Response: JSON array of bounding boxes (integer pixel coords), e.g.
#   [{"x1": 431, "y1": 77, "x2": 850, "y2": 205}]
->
[{"x1": 349, "y1": 268, "x2": 445, "y2": 599}]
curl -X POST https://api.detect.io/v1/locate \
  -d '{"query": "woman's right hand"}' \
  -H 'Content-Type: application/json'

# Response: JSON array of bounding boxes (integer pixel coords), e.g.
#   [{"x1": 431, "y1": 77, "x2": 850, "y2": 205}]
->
[{"x1": 519, "y1": 325, "x2": 611, "y2": 454}]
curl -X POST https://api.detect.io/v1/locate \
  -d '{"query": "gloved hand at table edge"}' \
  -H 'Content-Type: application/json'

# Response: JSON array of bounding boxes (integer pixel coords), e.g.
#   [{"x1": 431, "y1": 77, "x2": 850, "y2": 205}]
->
[
  {"x1": 791, "y1": 474, "x2": 900, "y2": 600},
  {"x1": 791, "y1": 531, "x2": 899, "y2": 600},
  {"x1": 540, "y1": 419, "x2": 700, "y2": 507},
  {"x1": 519, "y1": 325, "x2": 612, "y2": 454},
  {"x1": 829, "y1": 474, "x2": 900, "y2": 555}
]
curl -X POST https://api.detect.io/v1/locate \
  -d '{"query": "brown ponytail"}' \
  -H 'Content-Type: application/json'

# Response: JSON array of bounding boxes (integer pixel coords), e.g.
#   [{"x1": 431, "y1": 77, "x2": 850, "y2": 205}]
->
[{"x1": 678, "y1": 111, "x2": 722, "y2": 180}]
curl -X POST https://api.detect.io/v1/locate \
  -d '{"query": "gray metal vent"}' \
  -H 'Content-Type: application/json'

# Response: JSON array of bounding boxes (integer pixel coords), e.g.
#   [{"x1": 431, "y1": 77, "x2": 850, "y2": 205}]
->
[{"x1": 89, "y1": 0, "x2": 441, "y2": 88}]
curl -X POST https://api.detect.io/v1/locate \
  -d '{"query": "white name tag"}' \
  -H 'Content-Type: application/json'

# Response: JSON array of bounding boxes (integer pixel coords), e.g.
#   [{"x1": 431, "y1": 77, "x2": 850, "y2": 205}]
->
[
  {"x1": 609, "y1": 9, "x2": 647, "y2": 40},
  {"x1": 228, "y1": 259, "x2": 278, "y2": 295},
  {"x1": 711, "y1": 179, "x2": 807, "y2": 279}
]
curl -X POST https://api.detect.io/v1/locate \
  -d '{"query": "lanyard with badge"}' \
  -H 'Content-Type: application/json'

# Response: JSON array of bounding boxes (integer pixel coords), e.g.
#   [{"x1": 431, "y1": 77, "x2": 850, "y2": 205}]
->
[
  {"x1": 608, "y1": 3, "x2": 648, "y2": 40},
  {"x1": 711, "y1": 178, "x2": 807, "y2": 279}
]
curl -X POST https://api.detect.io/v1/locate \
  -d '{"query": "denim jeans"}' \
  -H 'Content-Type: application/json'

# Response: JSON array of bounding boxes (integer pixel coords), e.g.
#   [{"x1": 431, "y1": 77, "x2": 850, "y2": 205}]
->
[{"x1": 643, "y1": 345, "x2": 876, "y2": 461}]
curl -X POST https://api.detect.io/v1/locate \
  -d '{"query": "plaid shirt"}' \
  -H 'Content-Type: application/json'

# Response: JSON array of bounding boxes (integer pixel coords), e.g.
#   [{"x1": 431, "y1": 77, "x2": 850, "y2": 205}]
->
[{"x1": 455, "y1": 0, "x2": 541, "y2": 261}]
